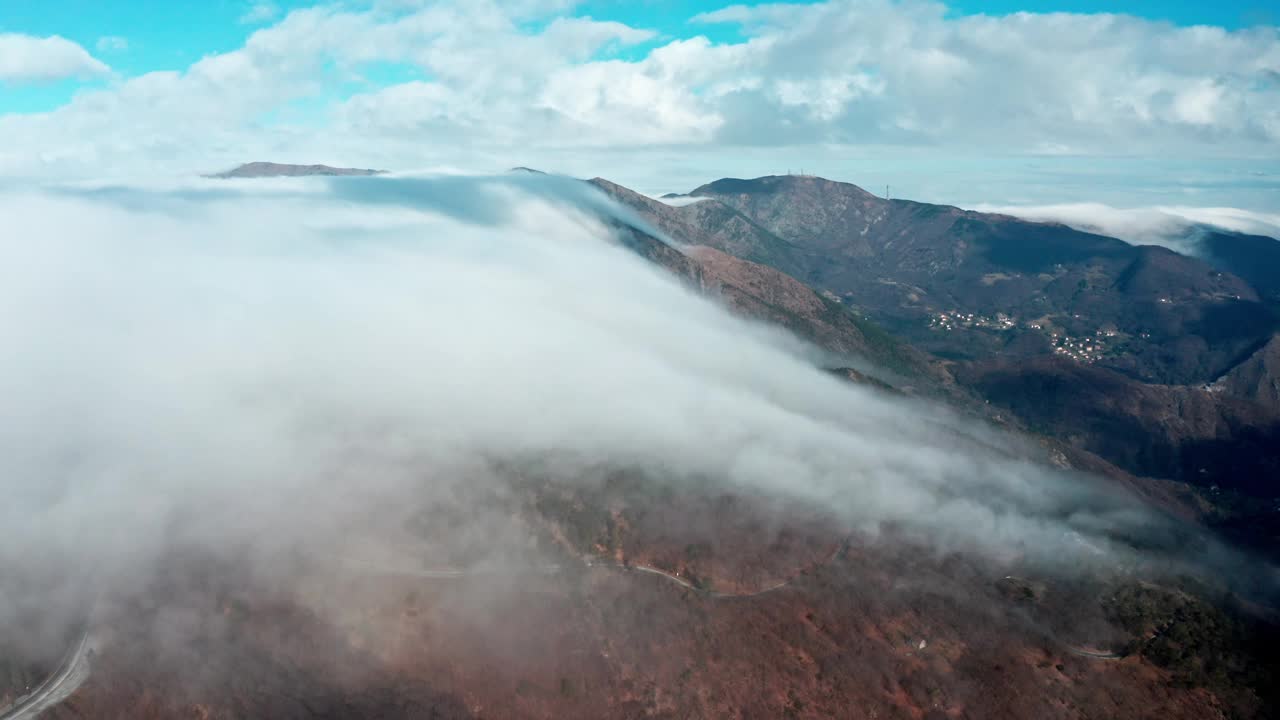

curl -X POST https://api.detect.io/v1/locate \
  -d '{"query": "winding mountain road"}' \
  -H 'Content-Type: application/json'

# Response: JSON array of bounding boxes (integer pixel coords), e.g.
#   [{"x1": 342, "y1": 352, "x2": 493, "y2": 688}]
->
[{"x1": 0, "y1": 629, "x2": 92, "y2": 720}]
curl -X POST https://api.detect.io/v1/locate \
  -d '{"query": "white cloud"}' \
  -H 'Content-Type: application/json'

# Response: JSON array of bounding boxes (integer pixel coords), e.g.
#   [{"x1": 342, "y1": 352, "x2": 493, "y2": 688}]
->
[
  {"x1": 657, "y1": 195, "x2": 710, "y2": 207},
  {"x1": 974, "y1": 202, "x2": 1280, "y2": 250},
  {"x1": 1163, "y1": 206, "x2": 1280, "y2": 237},
  {"x1": 0, "y1": 33, "x2": 109, "y2": 84},
  {"x1": 0, "y1": 0, "x2": 1276, "y2": 195},
  {"x1": 693, "y1": 1, "x2": 1280, "y2": 149},
  {"x1": 240, "y1": 1, "x2": 281, "y2": 25},
  {"x1": 95, "y1": 36, "x2": 128, "y2": 53}
]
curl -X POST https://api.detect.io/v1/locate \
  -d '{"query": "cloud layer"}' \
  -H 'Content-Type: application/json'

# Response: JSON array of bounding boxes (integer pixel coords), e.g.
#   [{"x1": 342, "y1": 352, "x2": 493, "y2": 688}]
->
[
  {"x1": 0, "y1": 174, "x2": 1224, "y2": 618},
  {"x1": 0, "y1": 0, "x2": 1275, "y2": 196},
  {"x1": 697, "y1": 3, "x2": 1280, "y2": 151},
  {"x1": 0, "y1": 33, "x2": 109, "y2": 84},
  {"x1": 974, "y1": 202, "x2": 1280, "y2": 252}
]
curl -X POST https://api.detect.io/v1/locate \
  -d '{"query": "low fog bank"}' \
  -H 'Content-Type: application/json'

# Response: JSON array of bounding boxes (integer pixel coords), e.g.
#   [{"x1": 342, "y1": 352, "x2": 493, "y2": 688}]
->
[
  {"x1": 973, "y1": 202, "x2": 1280, "y2": 254},
  {"x1": 0, "y1": 174, "x2": 1265, "y2": 649}
]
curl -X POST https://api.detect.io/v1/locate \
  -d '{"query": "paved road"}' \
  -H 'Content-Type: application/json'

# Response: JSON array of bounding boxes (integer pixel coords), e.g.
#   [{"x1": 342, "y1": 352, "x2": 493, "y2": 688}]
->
[
  {"x1": 0, "y1": 630, "x2": 92, "y2": 720},
  {"x1": 1064, "y1": 645, "x2": 1124, "y2": 661}
]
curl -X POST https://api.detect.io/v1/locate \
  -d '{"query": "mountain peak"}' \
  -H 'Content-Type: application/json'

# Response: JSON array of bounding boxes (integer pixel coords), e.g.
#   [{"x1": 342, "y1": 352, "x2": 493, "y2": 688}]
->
[
  {"x1": 207, "y1": 162, "x2": 387, "y2": 179},
  {"x1": 690, "y1": 174, "x2": 881, "y2": 200}
]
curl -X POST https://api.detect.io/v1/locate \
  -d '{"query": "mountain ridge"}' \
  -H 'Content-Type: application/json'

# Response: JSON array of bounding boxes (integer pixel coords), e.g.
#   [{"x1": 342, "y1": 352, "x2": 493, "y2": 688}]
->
[
  {"x1": 207, "y1": 161, "x2": 387, "y2": 178},
  {"x1": 609, "y1": 173, "x2": 1278, "y2": 387},
  {"x1": 592, "y1": 172, "x2": 1280, "y2": 538}
]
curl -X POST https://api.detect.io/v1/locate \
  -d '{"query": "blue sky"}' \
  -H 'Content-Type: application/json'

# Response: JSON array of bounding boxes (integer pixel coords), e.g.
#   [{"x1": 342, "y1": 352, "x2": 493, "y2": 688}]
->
[
  {"x1": 2, "y1": 0, "x2": 1274, "y2": 113},
  {"x1": 0, "y1": 0, "x2": 1276, "y2": 211},
  {"x1": 1, "y1": 0, "x2": 306, "y2": 112},
  {"x1": 947, "y1": 0, "x2": 1275, "y2": 27}
]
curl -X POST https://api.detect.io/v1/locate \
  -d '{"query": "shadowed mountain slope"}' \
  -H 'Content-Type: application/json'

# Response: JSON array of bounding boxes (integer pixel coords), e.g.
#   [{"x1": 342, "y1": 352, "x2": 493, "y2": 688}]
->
[
  {"x1": 594, "y1": 172, "x2": 1280, "y2": 533},
  {"x1": 610, "y1": 175, "x2": 1277, "y2": 386}
]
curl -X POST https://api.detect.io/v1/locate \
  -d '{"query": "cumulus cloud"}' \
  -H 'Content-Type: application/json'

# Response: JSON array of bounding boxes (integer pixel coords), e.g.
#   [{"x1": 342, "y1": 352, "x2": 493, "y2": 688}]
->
[
  {"x1": 0, "y1": 173, "x2": 1226, "y2": 623},
  {"x1": 240, "y1": 2, "x2": 281, "y2": 25},
  {"x1": 694, "y1": 1, "x2": 1280, "y2": 150},
  {"x1": 0, "y1": 0, "x2": 1275, "y2": 186},
  {"x1": 0, "y1": 33, "x2": 110, "y2": 84}
]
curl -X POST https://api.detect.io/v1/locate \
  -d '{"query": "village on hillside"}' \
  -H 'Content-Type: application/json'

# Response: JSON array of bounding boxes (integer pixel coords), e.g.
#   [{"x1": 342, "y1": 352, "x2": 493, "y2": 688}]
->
[{"x1": 928, "y1": 310, "x2": 1122, "y2": 364}]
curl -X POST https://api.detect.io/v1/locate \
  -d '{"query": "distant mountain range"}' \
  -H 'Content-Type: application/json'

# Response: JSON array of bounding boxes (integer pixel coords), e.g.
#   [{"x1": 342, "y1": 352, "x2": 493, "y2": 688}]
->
[
  {"x1": 628, "y1": 175, "x2": 1277, "y2": 386},
  {"x1": 592, "y1": 172, "x2": 1280, "y2": 554},
  {"x1": 536, "y1": 171, "x2": 1280, "y2": 713},
  {"x1": 207, "y1": 161, "x2": 387, "y2": 178}
]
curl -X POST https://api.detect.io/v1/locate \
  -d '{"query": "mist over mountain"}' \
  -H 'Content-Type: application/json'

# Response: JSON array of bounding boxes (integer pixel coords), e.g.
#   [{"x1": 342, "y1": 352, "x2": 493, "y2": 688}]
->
[
  {"x1": 2, "y1": 173, "x2": 1207, "y2": 587},
  {"x1": 2, "y1": 172, "x2": 1275, "y2": 718},
  {"x1": 604, "y1": 176, "x2": 1278, "y2": 390},
  {"x1": 5, "y1": 0, "x2": 1280, "y2": 715},
  {"x1": 973, "y1": 203, "x2": 1280, "y2": 303},
  {"x1": 602, "y1": 172, "x2": 1280, "y2": 551}
]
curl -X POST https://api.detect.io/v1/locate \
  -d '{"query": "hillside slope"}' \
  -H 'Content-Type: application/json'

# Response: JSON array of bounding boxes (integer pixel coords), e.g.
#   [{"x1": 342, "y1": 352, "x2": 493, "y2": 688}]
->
[
  {"x1": 1215, "y1": 334, "x2": 1280, "y2": 408},
  {"x1": 622, "y1": 175, "x2": 1276, "y2": 386},
  {"x1": 595, "y1": 172, "x2": 1280, "y2": 525}
]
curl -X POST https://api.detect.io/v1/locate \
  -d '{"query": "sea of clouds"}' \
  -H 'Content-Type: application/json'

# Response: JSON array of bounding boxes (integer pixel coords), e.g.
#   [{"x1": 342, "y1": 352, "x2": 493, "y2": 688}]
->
[{"x1": 0, "y1": 173, "x2": 1238, "y2": 638}]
